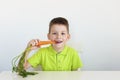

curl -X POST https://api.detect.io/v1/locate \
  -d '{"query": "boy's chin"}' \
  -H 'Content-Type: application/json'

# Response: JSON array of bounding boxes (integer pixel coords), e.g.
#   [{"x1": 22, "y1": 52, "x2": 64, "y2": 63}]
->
[{"x1": 53, "y1": 44, "x2": 64, "y2": 48}]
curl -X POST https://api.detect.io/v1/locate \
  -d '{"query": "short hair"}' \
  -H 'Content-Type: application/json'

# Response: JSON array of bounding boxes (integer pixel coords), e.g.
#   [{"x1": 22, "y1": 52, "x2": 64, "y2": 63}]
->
[{"x1": 49, "y1": 17, "x2": 69, "y2": 33}]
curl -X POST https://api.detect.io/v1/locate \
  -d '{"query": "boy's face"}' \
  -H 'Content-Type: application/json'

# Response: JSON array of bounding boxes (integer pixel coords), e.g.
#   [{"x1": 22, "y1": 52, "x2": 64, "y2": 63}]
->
[{"x1": 48, "y1": 24, "x2": 70, "y2": 49}]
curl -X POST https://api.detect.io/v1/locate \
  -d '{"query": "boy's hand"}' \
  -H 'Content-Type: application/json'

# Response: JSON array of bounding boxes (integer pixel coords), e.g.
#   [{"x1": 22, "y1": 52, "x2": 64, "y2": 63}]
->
[
  {"x1": 24, "y1": 60, "x2": 31, "y2": 70},
  {"x1": 27, "y1": 39, "x2": 41, "y2": 50}
]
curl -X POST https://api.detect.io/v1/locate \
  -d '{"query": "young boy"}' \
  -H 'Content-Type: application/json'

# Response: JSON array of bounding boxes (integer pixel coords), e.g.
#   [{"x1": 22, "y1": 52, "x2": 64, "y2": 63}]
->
[{"x1": 24, "y1": 17, "x2": 83, "y2": 71}]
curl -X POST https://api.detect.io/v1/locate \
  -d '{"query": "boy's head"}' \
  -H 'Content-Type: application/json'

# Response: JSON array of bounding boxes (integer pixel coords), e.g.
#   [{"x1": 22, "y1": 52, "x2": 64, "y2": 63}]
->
[
  {"x1": 48, "y1": 17, "x2": 70, "y2": 51},
  {"x1": 48, "y1": 17, "x2": 69, "y2": 34}
]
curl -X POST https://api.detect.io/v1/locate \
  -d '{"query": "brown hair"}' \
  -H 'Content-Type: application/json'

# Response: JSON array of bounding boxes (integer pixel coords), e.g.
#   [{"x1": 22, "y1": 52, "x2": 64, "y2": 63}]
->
[{"x1": 49, "y1": 17, "x2": 69, "y2": 33}]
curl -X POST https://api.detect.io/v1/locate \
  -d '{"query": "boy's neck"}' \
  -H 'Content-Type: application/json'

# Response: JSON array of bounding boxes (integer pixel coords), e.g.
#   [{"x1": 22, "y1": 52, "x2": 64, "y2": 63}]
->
[{"x1": 52, "y1": 45, "x2": 65, "y2": 53}]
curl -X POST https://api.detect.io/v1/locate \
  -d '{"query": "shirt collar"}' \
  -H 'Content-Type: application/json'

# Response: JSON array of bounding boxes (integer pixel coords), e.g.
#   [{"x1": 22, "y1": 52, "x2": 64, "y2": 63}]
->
[{"x1": 48, "y1": 45, "x2": 67, "y2": 56}]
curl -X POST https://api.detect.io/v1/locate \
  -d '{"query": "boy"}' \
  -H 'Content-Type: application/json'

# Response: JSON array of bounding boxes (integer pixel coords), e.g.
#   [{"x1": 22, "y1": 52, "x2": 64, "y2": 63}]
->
[{"x1": 24, "y1": 17, "x2": 83, "y2": 71}]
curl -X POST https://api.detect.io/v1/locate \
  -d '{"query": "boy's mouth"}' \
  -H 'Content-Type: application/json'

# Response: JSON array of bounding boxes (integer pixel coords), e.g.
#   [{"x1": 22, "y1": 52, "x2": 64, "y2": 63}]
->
[{"x1": 54, "y1": 41, "x2": 63, "y2": 44}]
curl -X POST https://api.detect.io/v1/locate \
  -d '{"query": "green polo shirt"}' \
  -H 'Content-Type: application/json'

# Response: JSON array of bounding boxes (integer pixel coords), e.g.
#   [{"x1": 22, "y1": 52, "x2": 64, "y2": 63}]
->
[{"x1": 28, "y1": 45, "x2": 83, "y2": 71}]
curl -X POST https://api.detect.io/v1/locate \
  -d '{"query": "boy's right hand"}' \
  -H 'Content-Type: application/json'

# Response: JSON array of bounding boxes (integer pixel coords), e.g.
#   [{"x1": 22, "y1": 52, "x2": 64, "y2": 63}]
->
[{"x1": 27, "y1": 39, "x2": 41, "y2": 50}]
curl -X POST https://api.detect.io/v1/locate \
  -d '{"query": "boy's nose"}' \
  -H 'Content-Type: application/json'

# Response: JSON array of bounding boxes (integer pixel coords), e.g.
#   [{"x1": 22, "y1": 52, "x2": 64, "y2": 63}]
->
[{"x1": 57, "y1": 34, "x2": 62, "y2": 39}]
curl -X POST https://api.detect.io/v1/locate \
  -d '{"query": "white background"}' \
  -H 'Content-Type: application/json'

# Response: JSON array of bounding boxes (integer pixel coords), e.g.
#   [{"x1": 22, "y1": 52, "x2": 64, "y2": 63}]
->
[{"x1": 0, "y1": 0, "x2": 120, "y2": 72}]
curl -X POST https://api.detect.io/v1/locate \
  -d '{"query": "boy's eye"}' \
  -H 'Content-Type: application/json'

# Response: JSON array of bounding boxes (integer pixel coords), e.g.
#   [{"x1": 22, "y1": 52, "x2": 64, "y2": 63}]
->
[
  {"x1": 61, "y1": 33, "x2": 65, "y2": 35},
  {"x1": 52, "y1": 33, "x2": 57, "y2": 35}
]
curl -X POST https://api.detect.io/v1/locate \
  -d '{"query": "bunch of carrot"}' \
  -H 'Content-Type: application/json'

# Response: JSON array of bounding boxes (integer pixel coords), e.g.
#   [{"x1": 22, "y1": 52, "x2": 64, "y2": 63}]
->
[{"x1": 12, "y1": 41, "x2": 54, "y2": 77}]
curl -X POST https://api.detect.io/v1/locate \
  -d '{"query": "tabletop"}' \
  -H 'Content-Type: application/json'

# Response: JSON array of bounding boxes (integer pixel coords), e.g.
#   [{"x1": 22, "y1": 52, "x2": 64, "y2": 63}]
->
[{"x1": 0, "y1": 71, "x2": 120, "y2": 80}]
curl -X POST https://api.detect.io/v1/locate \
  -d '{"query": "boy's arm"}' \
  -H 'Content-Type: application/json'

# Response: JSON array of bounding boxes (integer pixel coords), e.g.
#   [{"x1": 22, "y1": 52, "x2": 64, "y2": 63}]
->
[
  {"x1": 23, "y1": 39, "x2": 41, "y2": 70},
  {"x1": 72, "y1": 69, "x2": 78, "y2": 71},
  {"x1": 71, "y1": 50, "x2": 83, "y2": 70},
  {"x1": 72, "y1": 68, "x2": 81, "y2": 71}
]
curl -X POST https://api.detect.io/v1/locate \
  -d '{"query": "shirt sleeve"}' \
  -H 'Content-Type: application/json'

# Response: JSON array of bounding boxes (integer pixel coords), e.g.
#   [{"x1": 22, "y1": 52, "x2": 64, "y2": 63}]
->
[
  {"x1": 71, "y1": 50, "x2": 83, "y2": 70},
  {"x1": 28, "y1": 49, "x2": 42, "y2": 68}
]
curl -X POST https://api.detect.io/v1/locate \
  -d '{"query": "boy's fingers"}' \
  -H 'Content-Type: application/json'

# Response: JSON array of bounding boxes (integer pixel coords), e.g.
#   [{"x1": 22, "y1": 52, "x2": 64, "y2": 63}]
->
[
  {"x1": 34, "y1": 39, "x2": 39, "y2": 46},
  {"x1": 27, "y1": 39, "x2": 41, "y2": 50},
  {"x1": 29, "y1": 39, "x2": 37, "y2": 46}
]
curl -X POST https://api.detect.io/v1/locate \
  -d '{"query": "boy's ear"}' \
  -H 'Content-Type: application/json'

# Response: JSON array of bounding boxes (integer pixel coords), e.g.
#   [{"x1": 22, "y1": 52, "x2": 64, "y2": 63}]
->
[
  {"x1": 67, "y1": 34, "x2": 71, "y2": 40},
  {"x1": 47, "y1": 33, "x2": 50, "y2": 40}
]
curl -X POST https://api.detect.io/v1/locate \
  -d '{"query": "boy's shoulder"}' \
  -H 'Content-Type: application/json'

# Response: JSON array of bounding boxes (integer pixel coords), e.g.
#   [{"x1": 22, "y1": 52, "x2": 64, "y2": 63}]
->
[{"x1": 65, "y1": 45, "x2": 78, "y2": 53}]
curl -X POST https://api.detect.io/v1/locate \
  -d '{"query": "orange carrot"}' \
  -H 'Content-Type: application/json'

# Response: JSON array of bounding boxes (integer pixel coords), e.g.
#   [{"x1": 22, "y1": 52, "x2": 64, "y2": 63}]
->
[{"x1": 37, "y1": 41, "x2": 55, "y2": 46}]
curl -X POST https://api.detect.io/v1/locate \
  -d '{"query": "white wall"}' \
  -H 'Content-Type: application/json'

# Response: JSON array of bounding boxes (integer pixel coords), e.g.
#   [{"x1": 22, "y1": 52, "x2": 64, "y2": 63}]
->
[{"x1": 0, "y1": 0, "x2": 120, "y2": 72}]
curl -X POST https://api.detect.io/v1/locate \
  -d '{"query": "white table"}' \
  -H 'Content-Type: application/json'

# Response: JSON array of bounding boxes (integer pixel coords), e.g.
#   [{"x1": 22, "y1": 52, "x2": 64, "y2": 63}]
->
[{"x1": 0, "y1": 71, "x2": 120, "y2": 80}]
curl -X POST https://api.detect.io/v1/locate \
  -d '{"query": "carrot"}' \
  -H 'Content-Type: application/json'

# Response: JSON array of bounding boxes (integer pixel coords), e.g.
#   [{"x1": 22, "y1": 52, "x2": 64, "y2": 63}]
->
[
  {"x1": 12, "y1": 40, "x2": 55, "y2": 77},
  {"x1": 37, "y1": 41, "x2": 55, "y2": 46}
]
